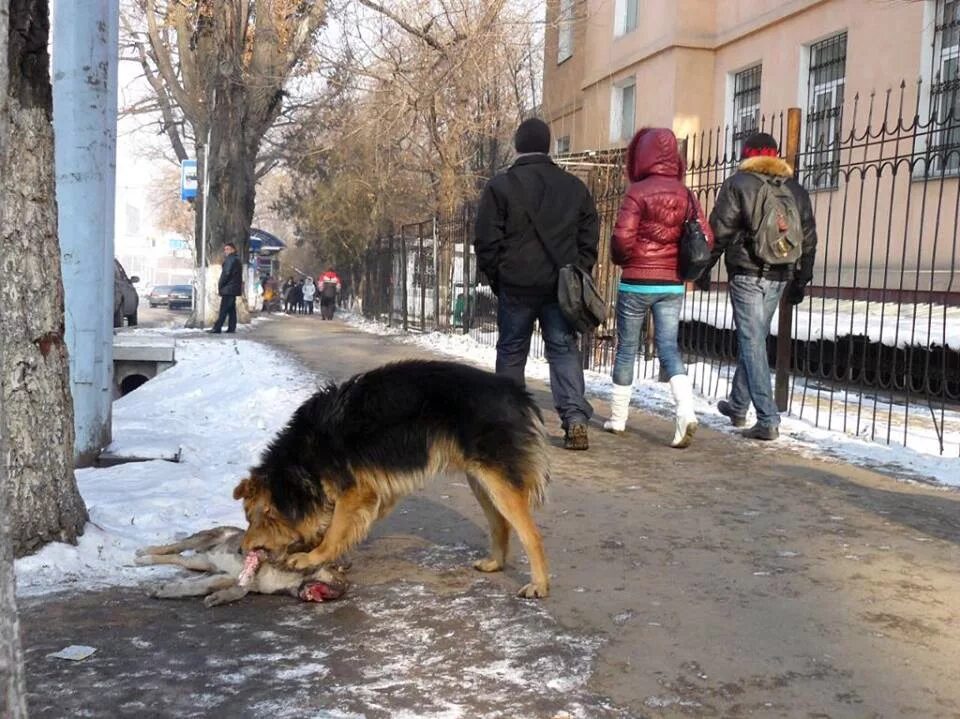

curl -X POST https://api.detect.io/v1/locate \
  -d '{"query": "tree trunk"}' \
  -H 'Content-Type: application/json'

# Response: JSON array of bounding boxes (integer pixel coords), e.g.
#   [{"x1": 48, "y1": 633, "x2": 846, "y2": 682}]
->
[
  {"x1": 190, "y1": 91, "x2": 257, "y2": 326},
  {"x1": 0, "y1": 0, "x2": 88, "y2": 559}
]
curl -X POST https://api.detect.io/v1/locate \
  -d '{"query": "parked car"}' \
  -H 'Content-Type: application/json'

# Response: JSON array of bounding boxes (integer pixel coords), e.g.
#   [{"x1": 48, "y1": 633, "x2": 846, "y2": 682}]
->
[
  {"x1": 148, "y1": 285, "x2": 175, "y2": 308},
  {"x1": 167, "y1": 284, "x2": 194, "y2": 310},
  {"x1": 114, "y1": 259, "x2": 139, "y2": 327}
]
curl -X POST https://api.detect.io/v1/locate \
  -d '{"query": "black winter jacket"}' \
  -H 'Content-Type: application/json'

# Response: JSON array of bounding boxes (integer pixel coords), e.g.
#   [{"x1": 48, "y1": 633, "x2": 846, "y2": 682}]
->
[
  {"x1": 708, "y1": 156, "x2": 818, "y2": 284},
  {"x1": 474, "y1": 154, "x2": 599, "y2": 296},
  {"x1": 218, "y1": 253, "x2": 243, "y2": 296}
]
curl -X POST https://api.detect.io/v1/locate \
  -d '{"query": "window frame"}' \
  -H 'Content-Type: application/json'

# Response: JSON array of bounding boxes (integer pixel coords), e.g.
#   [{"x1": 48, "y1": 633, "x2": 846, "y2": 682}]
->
[
  {"x1": 557, "y1": 0, "x2": 575, "y2": 64},
  {"x1": 609, "y1": 77, "x2": 637, "y2": 144},
  {"x1": 613, "y1": 0, "x2": 639, "y2": 37},
  {"x1": 925, "y1": 0, "x2": 960, "y2": 176},
  {"x1": 802, "y1": 32, "x2": 847, "y2": 191},
  {"x1": 729, "y1": 64, "x2": 762, "y2": 164}
]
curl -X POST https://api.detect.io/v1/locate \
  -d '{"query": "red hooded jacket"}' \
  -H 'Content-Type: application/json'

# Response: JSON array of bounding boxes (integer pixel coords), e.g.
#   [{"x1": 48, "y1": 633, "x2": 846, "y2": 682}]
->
[{"x1": 611, "y1": 128, "x2": 712, "y2": 283}]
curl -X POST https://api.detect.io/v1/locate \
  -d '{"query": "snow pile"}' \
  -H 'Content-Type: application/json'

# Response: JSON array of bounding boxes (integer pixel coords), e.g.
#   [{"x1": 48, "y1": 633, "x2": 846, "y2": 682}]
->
[{"x1": 15, "y1": 335, "x2": 320, "y2": 597}]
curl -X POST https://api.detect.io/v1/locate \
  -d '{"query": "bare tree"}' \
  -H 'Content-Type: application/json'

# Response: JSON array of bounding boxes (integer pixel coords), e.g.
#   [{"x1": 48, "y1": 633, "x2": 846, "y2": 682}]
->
[
  {"x1": 122, "y1": 0, "x2": 327, "y2": 318},
  {"x1": 281, "y1": 0, "x2": 542, "y2": 323}
]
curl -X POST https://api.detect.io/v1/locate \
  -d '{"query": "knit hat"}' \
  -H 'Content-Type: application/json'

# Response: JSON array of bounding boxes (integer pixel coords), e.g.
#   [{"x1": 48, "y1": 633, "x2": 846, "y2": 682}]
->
[
  {"x1": 514, "y1": 118, "x2": 551, "y2": 154},
  {"x1": 741, "y1": 132, "x2": 779, "y2": 159}
]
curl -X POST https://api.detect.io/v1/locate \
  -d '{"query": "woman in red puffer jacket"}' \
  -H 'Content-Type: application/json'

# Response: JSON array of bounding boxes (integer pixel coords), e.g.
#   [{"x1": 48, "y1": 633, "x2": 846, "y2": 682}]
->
[{"x1": 604, "y1": 127, "x2": 712, "y2": 448}]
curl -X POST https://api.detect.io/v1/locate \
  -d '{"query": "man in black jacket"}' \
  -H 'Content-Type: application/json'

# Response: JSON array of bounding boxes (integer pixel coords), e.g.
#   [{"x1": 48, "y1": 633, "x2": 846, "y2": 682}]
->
[
  {"x1": 701, "y1": 133, "x2": 818, "y2": 440},
  {"x1": 474, "y1": 118, "x2": 599, "y2": 450},
  {"x1": 210, "y1": 242, "x2": 242, "y2": 334}
]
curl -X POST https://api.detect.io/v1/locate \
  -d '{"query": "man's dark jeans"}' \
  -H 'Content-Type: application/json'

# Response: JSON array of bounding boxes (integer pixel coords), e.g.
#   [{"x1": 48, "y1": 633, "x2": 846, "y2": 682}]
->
[
  {"x1": 212, "y1": 294, "x2": 238, "y2": 333},
  {"x1": 495, "y1": 292, "x2": 592, "y2": 429}
]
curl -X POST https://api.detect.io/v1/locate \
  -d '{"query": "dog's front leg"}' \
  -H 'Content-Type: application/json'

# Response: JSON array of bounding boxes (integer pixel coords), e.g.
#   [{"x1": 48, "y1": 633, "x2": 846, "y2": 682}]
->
[{"x1": 287, "y1": 485, "x2": 379, "y2": 571}]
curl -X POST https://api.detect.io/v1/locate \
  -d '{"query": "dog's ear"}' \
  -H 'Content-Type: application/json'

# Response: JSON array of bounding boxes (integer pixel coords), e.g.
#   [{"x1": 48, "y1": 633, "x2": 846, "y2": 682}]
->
[{"x1": 233, "y1": 475, "x2": 260, "y2": 501}]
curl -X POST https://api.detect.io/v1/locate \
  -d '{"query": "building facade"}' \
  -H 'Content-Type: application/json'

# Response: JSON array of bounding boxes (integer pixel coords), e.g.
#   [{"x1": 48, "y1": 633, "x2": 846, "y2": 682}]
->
[{"x1": 543, "y1": 0, "x2": 960, "y2": 295}]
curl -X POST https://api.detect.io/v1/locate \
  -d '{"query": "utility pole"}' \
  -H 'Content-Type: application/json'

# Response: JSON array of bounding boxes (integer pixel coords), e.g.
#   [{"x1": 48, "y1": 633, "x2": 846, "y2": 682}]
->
[{"x1": 52, "y1": 0, "x2": 121, "y2": 464}]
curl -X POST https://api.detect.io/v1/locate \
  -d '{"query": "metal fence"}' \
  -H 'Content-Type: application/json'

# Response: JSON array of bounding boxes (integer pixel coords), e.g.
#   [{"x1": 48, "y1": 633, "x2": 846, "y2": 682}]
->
[{"x1": 363, "y1": 81, "x2": 960, "y2": 457}]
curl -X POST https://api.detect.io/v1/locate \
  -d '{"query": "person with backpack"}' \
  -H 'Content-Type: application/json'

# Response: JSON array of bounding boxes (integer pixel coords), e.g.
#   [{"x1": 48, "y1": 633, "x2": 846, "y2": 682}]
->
[
  {"x1": 700, "y1": 132, "x2": 818, "y2": 440},
  {"x1": 604, "y1": 128, "x2": 713, "y2": 447},
  {"x1": 474, "y1": 117, "x2": 600, "y2": 451},
  {"x1": 318, "y1": 267, "x2": 341, "y2": 320}
]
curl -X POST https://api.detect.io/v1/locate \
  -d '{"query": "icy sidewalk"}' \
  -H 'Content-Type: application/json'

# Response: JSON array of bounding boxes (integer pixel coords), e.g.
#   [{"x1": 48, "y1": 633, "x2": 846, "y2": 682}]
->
[
  {"x1": 343, "y1": 314, "x2": 960, "y2": 487},
  {"x1": 15, "y1": 334, "x2": 320, "y2": 597}
]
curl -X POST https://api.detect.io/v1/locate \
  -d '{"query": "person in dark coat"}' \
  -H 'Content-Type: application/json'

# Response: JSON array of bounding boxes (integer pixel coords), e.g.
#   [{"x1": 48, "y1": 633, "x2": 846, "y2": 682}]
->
[
  {"x1": 701, "y1": 132, "x2": 818, "y2": 441},
  {"x1": 209, "y1": 242, "x2": 242, "y2": 333},
  {"x1": 605, "y1": 127, "x2": 713, "y2": 448},
  {"x1": 474, "y1": 117, "x2": 599, "y2": 451}
]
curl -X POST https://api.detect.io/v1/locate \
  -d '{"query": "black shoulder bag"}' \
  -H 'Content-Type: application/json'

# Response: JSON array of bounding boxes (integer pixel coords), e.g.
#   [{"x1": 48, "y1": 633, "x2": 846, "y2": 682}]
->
[
  {"x1": 678, "y1": 188, "x2": 711, "y2": 281},
  {"x1": 504, "y1": 172, "x2": 606, "y2": 333}
]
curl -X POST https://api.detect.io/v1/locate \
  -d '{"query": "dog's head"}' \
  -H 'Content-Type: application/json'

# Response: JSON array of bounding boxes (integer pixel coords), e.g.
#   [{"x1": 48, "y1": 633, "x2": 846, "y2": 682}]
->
[{"x1": 233, "y1": 474, "x2": 306, "y2": 561}]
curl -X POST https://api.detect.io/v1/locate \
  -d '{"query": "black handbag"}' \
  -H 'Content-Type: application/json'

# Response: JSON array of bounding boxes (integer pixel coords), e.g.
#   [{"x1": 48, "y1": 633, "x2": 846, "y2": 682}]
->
[
  {"x1": 505, "y1": 172, "x2": 605, "y2": 333},
  {"x1": 678, "y1": 189, "x2": 711, "y2": 281}
]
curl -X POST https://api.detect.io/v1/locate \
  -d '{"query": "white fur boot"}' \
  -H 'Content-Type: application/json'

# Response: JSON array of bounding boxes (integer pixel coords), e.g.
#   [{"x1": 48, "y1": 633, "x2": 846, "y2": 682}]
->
[
  {"x1": 603, "y1": 384, "x2": 632, "y2": 434},
  {"x1": 669, "y1": 374, "x2": 698, "y2": 448}
]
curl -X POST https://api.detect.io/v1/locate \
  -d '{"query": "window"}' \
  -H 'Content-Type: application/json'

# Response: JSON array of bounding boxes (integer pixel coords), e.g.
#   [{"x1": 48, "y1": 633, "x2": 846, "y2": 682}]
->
[
  {"x1": 614, "y1": 0, "x2": 639, "y2": 36},
  {"x1": 610, "y1": 78, "x2": 636, "y2": 143},
  {"x1": 804, "y1": 33, "x2": 847, "y2": 189},
  {"x1": 731, "y1": 65, "x2": 762, "y2": 162},
  {"x1": 555, "y1": 135, "x2": 571, "y2": 155},
  {"x1": 558, "y1": 0, "x2": 574, "y2": 64},
  {"x1": 928, "y1": 0, "x2": 960, "y2": 174}
]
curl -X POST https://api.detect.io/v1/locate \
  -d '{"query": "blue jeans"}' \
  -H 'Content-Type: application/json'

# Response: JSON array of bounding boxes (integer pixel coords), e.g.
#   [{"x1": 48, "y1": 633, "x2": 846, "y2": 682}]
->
[
  {"x1": 727, "y1": 275, "x2": 787, "y2": 427},
  {"x1": 612, "y1": 292, "x2": 685, "y2": 386},
  {"x1": 496, "y1": 293, "x2": 592, "y2": 429}
]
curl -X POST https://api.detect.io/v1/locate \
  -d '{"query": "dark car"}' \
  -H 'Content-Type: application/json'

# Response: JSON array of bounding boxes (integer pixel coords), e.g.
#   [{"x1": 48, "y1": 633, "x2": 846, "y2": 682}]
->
[
  {"x1": 167, "y1": 284, "x2": 194, "y2": 310},
  {"x1": 147, "y1": 285, "x2": 175, "y2": 308},
  {"x1": 114, "y1": 259, "x2": 140, "y2": 327}
]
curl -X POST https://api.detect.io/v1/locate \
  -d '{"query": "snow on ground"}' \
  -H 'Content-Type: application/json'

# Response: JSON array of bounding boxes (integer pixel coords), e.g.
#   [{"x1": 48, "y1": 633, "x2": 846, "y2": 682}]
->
[
  {"x1": 15, "y1": 332, "x2": 321, "y2": 597},
  {"x1": 682, "y1": 291, "x2": 960, "y2": 349},
  {"x1": 344, "y1": 314, "x2": 960, "y2": 487}
]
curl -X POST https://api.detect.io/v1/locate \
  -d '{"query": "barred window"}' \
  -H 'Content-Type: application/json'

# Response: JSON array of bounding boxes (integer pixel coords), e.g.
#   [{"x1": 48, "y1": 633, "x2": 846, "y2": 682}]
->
[
  {"x1": 731, "y1": 65, "x2": 762, "y2": 162},
  {"x1": 928, "y1": 0, "x2": 960, "y2": 174},
  {"x1": 555, "y1": 135, "x2": 571, "y2": 155},
  {"x1": 558, "y1": 0, "x2": 575, "y2": 64},
  {"x1": 804, "y1": 33, "x2": 847, "y2": 190}
]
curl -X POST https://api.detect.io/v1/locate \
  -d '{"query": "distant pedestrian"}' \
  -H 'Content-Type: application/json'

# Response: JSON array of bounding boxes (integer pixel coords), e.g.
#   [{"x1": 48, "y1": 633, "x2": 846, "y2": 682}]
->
[
  {"x1": 282, "y1": 277, "x2": 296, "y2": 313},
  {"x1": 702, "y1": 132, "x2": 818, "y2": 441},
  {"x1": 289, "y1": 282, "x2": 304, "y2": 315},
  {"x1": 318, "y1": 267, "x2": 341, "y2": 320},
  {"x1": 604, "y1": 128, "x2": 713, "y2": 448},
  {"x1": 474, "y1": 117, "x2": 599, "y2": 451},
  {"x1": 209, "y1": 242, "x2": 242, "y2": 334},
  {"x1": 301, "y1": 276, "x2": 316, "y2": 315}
]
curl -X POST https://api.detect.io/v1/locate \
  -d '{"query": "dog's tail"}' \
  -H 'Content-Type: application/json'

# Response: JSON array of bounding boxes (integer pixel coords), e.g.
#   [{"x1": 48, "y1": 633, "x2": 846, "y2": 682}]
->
[{"x1": 521, "y1": 402, "x2": 550, "y2": 508}]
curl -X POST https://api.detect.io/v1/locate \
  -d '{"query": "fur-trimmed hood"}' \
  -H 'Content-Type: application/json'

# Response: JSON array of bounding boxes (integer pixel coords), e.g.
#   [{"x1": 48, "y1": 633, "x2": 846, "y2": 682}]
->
[{"x1": 739, "y1": 155, "x2": 793, "y2": 177}]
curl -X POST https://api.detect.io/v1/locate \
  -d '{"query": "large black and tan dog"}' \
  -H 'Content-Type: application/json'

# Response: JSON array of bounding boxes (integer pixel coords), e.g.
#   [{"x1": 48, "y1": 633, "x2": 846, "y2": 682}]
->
[{"x1": 233, "y1": 360, "x2": 551, "y2": 598}]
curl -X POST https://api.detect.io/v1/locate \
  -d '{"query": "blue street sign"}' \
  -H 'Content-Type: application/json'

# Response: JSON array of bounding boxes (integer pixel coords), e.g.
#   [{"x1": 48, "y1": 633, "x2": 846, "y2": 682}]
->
[{"x1": 180, "y1": 159, "x2": 198, "y2": 201}]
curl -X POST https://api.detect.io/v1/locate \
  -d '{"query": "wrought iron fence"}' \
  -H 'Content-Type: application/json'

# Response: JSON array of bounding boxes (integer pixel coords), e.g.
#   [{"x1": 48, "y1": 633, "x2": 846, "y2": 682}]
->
[{"x1": 363, "y1": 81, "x2": 960, "y2": 457}]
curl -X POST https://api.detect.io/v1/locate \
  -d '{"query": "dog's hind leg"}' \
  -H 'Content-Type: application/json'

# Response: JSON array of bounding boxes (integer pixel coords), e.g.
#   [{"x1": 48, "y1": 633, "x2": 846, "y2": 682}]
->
[
  {"x1": 286, "y1": 484, "x2": 380, "y2": 571},
  {"x1": 136, "y1": 527, "x2": 242, "y2": 557},
  {"x1": 150, "y1": 574, "x2": 235, "y2": 599},
  {"x1": 466, "y1": 473, "x2": 510, "y2": 573},
  {"x1": 203, "y1": 585, "x2": 250, "y2": 608},
  {"x1": 470, "y1": 465, "x2": 550, "y2": 599}
]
